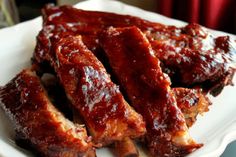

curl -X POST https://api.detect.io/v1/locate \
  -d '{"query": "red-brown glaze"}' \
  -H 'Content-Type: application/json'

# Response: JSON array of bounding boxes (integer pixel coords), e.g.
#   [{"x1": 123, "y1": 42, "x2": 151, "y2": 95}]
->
[
  {"x1": 173, "y1": 88, "x2": 211, "y2": 127},
  {"x1": 34, "y1": 4, "x2": 164, "y2": 66},
  {"x1": 148, "y1": 24, "x2": 236, "y2": 94},
  {"x1": 45, "y1": 35, "x2": 146, "y2": 145},
  {"x1": 100, "y1": 26, "x2": 202, "y2": 157},
  {"x1": 0, "y1": 69, "x2": 93, "y2": 157},
  {"x1": 34, "y1": 5, "x2": 236, "y2": 95}
]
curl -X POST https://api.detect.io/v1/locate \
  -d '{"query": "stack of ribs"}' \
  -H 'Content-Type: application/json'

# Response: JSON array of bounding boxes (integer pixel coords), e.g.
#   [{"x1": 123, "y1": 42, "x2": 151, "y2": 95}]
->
[{"x1": 1, "y1": 4, "x2": 236, "y2": 157}]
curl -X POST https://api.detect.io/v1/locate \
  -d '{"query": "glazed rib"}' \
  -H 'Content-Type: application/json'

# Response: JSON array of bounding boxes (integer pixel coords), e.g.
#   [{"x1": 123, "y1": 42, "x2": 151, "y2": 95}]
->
[
  {"x1": 42, "y1": 72, "x2": 141, "y2": 157},
  {"x1": 148, "y1": 25, "x2": 236, "y2": 95},
  {"x1": 99, "y1": 26, "x2": 202, "y2": 157},
  {"x1": 0, "y1": 69, "x2": 94, "y2": 157},
  {"x1": 173, "y1": 88, "x2": 211, "y2": 127},
  {"x1": 37, "y1": 35, "x2": 146, "y2": 146},
  {"x1": 39, "y1": 64, "x2": 210, "y2": 129},
  {"x1": 34, "y1": 5, "x2": 236, "y2": 95}
]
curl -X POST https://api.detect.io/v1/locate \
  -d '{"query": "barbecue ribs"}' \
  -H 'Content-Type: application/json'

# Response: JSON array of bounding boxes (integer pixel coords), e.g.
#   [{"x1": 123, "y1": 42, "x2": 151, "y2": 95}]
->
[
  {"x1": 100, "y1": 26, "x2": 202, "y2": 157},
  {"x1": 1, "y1": 4, "x2": 234, "y2": 157},
  {"x1": 34, "y1": 5, "x2": 236, "y2": 95},
  {"x1": 0, "y1": 69, "x2": 94, "y2": 157},
  {"x1": 35, "y1": 35, "x2": 146, "y2": 146}
]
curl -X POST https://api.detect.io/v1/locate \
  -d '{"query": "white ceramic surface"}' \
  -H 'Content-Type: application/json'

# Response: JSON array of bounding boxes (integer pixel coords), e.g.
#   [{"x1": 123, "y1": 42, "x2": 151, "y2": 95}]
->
[{"x1": 0, "y1": 0, "x2": 236, "y2": 157}]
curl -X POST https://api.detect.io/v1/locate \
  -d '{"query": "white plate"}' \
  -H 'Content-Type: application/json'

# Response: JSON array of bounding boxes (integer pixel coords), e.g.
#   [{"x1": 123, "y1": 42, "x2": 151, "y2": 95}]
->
[{"x1": 0, "y1": 0, "x2": 236, "y2": 157}]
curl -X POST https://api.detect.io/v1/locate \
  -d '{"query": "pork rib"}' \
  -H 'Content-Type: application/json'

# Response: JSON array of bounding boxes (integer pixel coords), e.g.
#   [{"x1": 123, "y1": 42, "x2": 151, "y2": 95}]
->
[
  {"x1": 36, "y1": 35, "x2": 146, "y2": 146},
  {"x1": 100, "y1": 26, "x2": 202, "y2": 157},
  {"x1": 34, "y1": 5, "x2": 236, "y2": 95},
  {"x1": 0, "y1": 69, "x2": 94, "y2": 157}
]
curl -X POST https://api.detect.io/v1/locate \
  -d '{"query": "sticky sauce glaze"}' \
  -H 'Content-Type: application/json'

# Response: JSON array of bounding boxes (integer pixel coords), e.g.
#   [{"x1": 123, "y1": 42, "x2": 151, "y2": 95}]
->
[
  {"x1": 0, "y1": 70, "x2": 92, "y2": 157},
  {"x1": 148, "y1": 24, "x2": 236, "y2": 90},
  {"x1": 35, "y1": 5, "x2": 236, "y2": 96},
  {"x1": 100, "y1": 26, "x2": 202, "y2": 157},
  {"x1": 53, "y1": 36, "x2": 146, "y2": 144}
]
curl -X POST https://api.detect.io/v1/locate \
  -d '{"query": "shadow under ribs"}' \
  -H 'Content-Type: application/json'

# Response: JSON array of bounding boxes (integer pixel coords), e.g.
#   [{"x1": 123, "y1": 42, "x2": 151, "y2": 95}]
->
[
  {"x1": 100, "y1": 26, "x2": 202, "y2": 157},
  {"x1": 36, "y1": 35, "x2": 146, "y2": 146},
  {"x1": 34, "y1": 5, "x2": 236, "y2": 95},
  {"x1": 0, "y1": 69, "x2": 94, "y2": 157}
]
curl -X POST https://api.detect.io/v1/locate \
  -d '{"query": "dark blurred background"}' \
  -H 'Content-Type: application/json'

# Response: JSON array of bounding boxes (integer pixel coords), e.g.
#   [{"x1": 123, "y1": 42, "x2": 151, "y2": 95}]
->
[
  {"x1": 0, "y1": 0, "x2": 236, "y2": 34},
  {"x1": 15, "y1": 0, "x2": 56, "y2": 22}
]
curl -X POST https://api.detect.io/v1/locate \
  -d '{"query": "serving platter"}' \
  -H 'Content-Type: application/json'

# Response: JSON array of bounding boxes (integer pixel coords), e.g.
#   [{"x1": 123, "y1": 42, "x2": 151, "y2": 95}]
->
[{"x1": 0, "y1": 0, "x2": 236, "y2": 157}]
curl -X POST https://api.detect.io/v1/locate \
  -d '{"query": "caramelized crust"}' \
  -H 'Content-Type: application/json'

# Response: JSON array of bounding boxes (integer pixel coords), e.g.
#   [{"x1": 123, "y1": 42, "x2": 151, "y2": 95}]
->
[
  {"x1": 148, "y1": 25, "x2": 236, "y2": 95},
  {"x1": 30, "y1": 4, "x2": 236, "y2": 156},
  {"x1": 173, "y1": 88, "x2": 211, "y2": 127},
  {"x1": 2, "y1": 4, "x2": 235, "y2": 157},
  {"x1": 34, "y1": 5, "x2": 236, "y2": 95},
  {"x1": 100, "y1": 26, "x2": 202, "y2": 157},
  {"x1": 38, "y1": 35, "x2": 146, "y2": 146},
  {"x1": 0, "y1": 69, "x2": 94, "y2": 157}
]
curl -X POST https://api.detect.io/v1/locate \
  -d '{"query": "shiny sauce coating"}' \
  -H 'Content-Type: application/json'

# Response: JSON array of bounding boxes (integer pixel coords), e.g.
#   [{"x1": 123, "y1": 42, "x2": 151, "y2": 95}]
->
[
  {"x1": 0, "y1": 70, "x2": 92, "y2": 157},
  {"x1": 35, "y1": 5, "x2": 236, "y2": 95},
  {"x1": 100, "y1": 26, "x2": 201, "y2": 157},
  {"x1": 51, "y1": 36, "x2": 145, "y2": 145}
]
